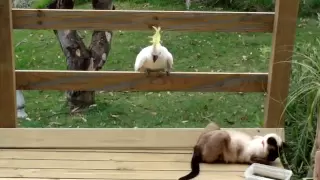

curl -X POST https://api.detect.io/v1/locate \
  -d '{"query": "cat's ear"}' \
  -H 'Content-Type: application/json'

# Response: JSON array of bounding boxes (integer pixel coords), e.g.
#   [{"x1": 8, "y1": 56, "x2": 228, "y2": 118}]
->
[{"x1": 266, "y1": 137, "x2": 278, "y2": 147}]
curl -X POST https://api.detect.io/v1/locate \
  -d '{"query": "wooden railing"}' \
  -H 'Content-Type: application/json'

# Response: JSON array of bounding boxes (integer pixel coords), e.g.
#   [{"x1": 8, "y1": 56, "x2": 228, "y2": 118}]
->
[{"x1": 0, "y1": 0, "x2": 300, "y2": 128}]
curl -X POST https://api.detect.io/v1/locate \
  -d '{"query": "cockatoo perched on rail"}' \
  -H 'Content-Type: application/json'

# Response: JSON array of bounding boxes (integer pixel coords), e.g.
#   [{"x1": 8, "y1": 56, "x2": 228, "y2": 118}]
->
[{"x1": 134, "y1": 26, "x2": 173, "y2": 76}]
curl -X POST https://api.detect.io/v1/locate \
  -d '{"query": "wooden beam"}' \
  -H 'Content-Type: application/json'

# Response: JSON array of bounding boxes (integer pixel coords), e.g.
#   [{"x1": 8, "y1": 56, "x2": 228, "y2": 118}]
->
[
  {"x1": 263, "y1": 0, "x2": 300, "y2": 128},
  {"x1": 12, "y1": 9, "x2": 274, "y2": 32},
  {"x1": 15, "y1": 70, "x2": 268, "y2": 92},
  {"x1": 0, "y1": 0, "x2": 17, "y2": 128},
  {"x1": 0, "y1": 128, "x2": 284, "y2": 149}
]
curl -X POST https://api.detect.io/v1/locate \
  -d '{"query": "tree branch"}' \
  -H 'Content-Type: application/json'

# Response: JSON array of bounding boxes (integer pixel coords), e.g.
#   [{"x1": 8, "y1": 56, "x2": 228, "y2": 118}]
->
[
  {"x1": 89, "y1": 0, "x2": 114, "y2": 70},
  {"x1": 47, "y1": 0, "x2": 114, "y2": 111}
]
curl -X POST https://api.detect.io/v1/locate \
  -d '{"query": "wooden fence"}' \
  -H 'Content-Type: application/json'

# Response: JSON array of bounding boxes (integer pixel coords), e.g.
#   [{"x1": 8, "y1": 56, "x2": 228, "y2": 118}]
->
[{"x1": 0, "y1": 0, "x2": 300, "y2": 129}]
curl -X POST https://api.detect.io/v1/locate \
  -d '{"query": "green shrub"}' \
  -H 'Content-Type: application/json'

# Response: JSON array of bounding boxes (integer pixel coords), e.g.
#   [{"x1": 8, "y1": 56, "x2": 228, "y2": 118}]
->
[
  {"x1": 299, "y1": 0, "x2": 320, "y2": 16},
  {"x1": 32, "y1": 0, "x2": 320, "y2": 17},
  {"x1": 199, "y1": 0, "x2": 319, "y2": 16},
  {"x1": 13, "y1": 0, "x2": 35, "y2": 8},
  {"x1": 283, "y1": 39, "x2": 320, "y2": 178},
  {"x1": 117, "y1": 0, "x2": 319, "y2": 17}
]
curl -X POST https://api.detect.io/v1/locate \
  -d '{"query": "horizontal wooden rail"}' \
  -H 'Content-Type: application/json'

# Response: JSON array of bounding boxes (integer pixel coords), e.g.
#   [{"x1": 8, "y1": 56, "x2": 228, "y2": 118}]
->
[
  {"x1": 0, "y1": 128, "x2": 284, "y2": 149},
  {"x1": 16, "y1": 70, "x2": 268, "y2": 92},
  {"x1": 12, "y1": 9, "x2": 274, "y2": 32}
]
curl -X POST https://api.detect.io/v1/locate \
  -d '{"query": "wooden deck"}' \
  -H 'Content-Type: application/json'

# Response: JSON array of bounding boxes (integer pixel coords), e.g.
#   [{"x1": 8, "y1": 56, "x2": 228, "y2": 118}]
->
[
  {"x1": 0, "y1": 148, "x2": 282, "y2": 180},
  {"x1": 0, "y1": 128, "x2": 284, "y2": 180}
]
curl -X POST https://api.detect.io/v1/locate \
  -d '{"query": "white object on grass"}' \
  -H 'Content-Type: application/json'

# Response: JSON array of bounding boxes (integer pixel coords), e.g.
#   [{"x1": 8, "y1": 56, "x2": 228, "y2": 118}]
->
[
  {"x1": 244, "y1": 163, "x2": 292, "y2": 180},
  {"x1": 16, "y1": 90, "x2": 28, "y2": 119}
]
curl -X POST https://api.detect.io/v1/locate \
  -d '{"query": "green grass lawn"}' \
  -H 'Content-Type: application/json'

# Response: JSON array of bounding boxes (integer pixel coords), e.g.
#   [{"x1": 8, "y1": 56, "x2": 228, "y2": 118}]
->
[{"x1": 14, "y1": 1, "x2": 319, "y2": 130}]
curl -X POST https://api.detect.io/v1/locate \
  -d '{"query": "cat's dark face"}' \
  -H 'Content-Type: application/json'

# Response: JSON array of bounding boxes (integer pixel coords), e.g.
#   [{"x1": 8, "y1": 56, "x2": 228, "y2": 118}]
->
[{"x1": 266, "y1": 136, "x2": 287, "y2": 161}]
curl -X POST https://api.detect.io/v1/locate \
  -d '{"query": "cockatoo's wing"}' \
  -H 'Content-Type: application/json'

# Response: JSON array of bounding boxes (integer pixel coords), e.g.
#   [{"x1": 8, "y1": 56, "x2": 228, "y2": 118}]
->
[
  {"x1": 134, "y1": 49, "x2": 148, "y2": 72},
  {"x1": 166, "y1": 50, "x2": 173, "y2": 70}
]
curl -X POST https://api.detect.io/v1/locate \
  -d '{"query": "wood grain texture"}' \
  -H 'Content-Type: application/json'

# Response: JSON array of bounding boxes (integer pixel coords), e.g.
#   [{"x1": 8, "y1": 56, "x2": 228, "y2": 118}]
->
[
  {"x1": 12, "y1": 9, "x2": 275, "y2": 32},
  {"x1": 263, "y1": 0, "x2": 300, "y2": 128},
  {"x1": 0, "y1": 179, "x2": 53, "y2": 180},
  {"x1": 0, "y1": 128, "x2": 284, "y2": 149},
  {"x1": 0, "y1": 168, "x2": 243, "y2": 179},
  {"x1": 0, "y1": 0, "x2": 17, "y2": 128},
  {"x1": 16, "y1": 70, "x2": 268, "y2": 92},
  {"x1": 0, "y1": 149, "x2": 193, "y2": 153},
  {"x1": 0, "y1": 148, "x2": 282, "y2": 179},
  {"x1": 0, "y1": 159, "x2": 250, "y2": 171},
  {"x1": 0, "y1": 149, "x2": 282, "y2": 166},
  {"x1": 0, "y1": 150, "x2": 194, "y2": 162},
  {"x1": 0, "y1": 179, "x2": 127, "y2": 180}
]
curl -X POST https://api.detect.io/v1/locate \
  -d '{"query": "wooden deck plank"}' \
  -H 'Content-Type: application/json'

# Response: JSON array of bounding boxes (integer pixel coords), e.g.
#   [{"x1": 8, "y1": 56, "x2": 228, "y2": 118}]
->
[
  {"x1": 0, "y1": 128, "x2": 284, "y2": 149},
  {"x1": 12, "y1": 9, "x2": 274, "y2": 33},
  {"x1": 0, "y1": 150, "x2": 193, "y2": 162},
  {"x1": 0, "y1": 149, "x2": 193, "y2": 154},
  {"x1": 0, "y1": 179, "x2": 110, "y2": 180},
  {"x1": 0, "y1": 179, "x2": 124, "y2": 180},
  {"x1": 0, "y1": 168, "x2": 244, "y2": 179},
  {"x1": 0, "y1": 148, "x2": 283, "y2": 180},
  {"x1": 16, "y1": 70, "x2": 268, "y2": 92},
  {"x1": 0, "y1": 150, "x2": 283, "y2": 167},
  {"x1": 0, "y1": 179, "x2": 54, "y2": 180},
  {"x1": 0, "y1": 159, "x2": 253, "y2": 172}
]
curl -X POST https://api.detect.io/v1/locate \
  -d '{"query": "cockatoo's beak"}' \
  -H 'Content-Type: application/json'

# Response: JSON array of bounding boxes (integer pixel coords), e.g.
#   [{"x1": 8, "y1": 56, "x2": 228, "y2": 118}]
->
[{"x1": 153, "y1": 55, "x2": 158, "y2": 62}]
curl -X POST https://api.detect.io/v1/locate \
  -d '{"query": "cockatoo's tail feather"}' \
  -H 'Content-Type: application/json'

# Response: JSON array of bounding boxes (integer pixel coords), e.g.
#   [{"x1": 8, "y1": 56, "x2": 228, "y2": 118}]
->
[{"x1": 149, "y1": 26, "x2": 161, "y2": 46}]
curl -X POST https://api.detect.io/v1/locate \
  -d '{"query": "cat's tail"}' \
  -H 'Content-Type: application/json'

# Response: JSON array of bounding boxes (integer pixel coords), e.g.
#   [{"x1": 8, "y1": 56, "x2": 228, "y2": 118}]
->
[{"x1": 178, "y1": 145, "x2": 202, "y2": 180}]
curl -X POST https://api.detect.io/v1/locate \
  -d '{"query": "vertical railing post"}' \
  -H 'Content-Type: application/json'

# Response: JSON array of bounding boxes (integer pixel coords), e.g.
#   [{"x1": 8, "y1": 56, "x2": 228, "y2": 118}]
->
[
  {"x1": 263, "y1": 0, "x2": 300, "y2": 128},
  {"x1": 0, "y1": 0, "x2": 17, "y2": 128}
]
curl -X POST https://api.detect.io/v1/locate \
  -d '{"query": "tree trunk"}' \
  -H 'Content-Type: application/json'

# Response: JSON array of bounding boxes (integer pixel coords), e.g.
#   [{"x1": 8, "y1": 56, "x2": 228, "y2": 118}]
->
[{"x1": 47, "y1": 0, "x2": 114, "y2": 111}]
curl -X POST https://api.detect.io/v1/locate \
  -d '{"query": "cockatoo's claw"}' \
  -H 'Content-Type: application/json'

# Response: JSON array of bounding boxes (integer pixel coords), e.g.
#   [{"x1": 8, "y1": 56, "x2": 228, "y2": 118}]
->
[
  {"x1": 145, "y1": 69, "x2": 151, "y2": 77},
  {"x1": 156, "y1": 69, "x2": 167, "y2": 77},
  {"x1": 166, "y1": 71, "x2": 170, "y2": 76}
]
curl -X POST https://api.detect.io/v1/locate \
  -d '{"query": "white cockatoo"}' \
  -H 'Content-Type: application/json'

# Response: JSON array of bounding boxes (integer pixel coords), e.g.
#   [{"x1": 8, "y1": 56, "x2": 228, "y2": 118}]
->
[
  {"x1": 16, "y1": 90, "x2": 28, "y2": 119},
  {"x1": 134, "y1": 26, "x2": 173, "y2": 76}
]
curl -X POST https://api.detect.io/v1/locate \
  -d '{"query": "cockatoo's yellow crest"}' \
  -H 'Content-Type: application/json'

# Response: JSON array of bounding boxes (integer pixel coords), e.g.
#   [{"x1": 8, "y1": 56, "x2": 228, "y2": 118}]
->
[{"x1": 149, "y1": 26, "x2": 161, "y2": 46}]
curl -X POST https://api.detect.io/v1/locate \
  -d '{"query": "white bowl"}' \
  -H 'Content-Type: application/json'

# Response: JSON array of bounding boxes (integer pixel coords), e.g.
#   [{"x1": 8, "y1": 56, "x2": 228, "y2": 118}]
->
[{"x1": 244, "y1": 163, "x2": 293, "y2": 180}]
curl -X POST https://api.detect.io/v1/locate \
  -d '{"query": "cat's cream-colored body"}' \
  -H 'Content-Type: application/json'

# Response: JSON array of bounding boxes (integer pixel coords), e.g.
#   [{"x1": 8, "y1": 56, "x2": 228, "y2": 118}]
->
[{"x1": 179, "y1": 122, "x2": 285, "y2": 180}]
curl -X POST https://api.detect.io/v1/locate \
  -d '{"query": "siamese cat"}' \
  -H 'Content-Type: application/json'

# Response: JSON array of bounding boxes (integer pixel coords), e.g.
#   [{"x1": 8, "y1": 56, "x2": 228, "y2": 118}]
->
[{"x1": 179, "y1": 122, "x2": 286, "y2": 180}]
